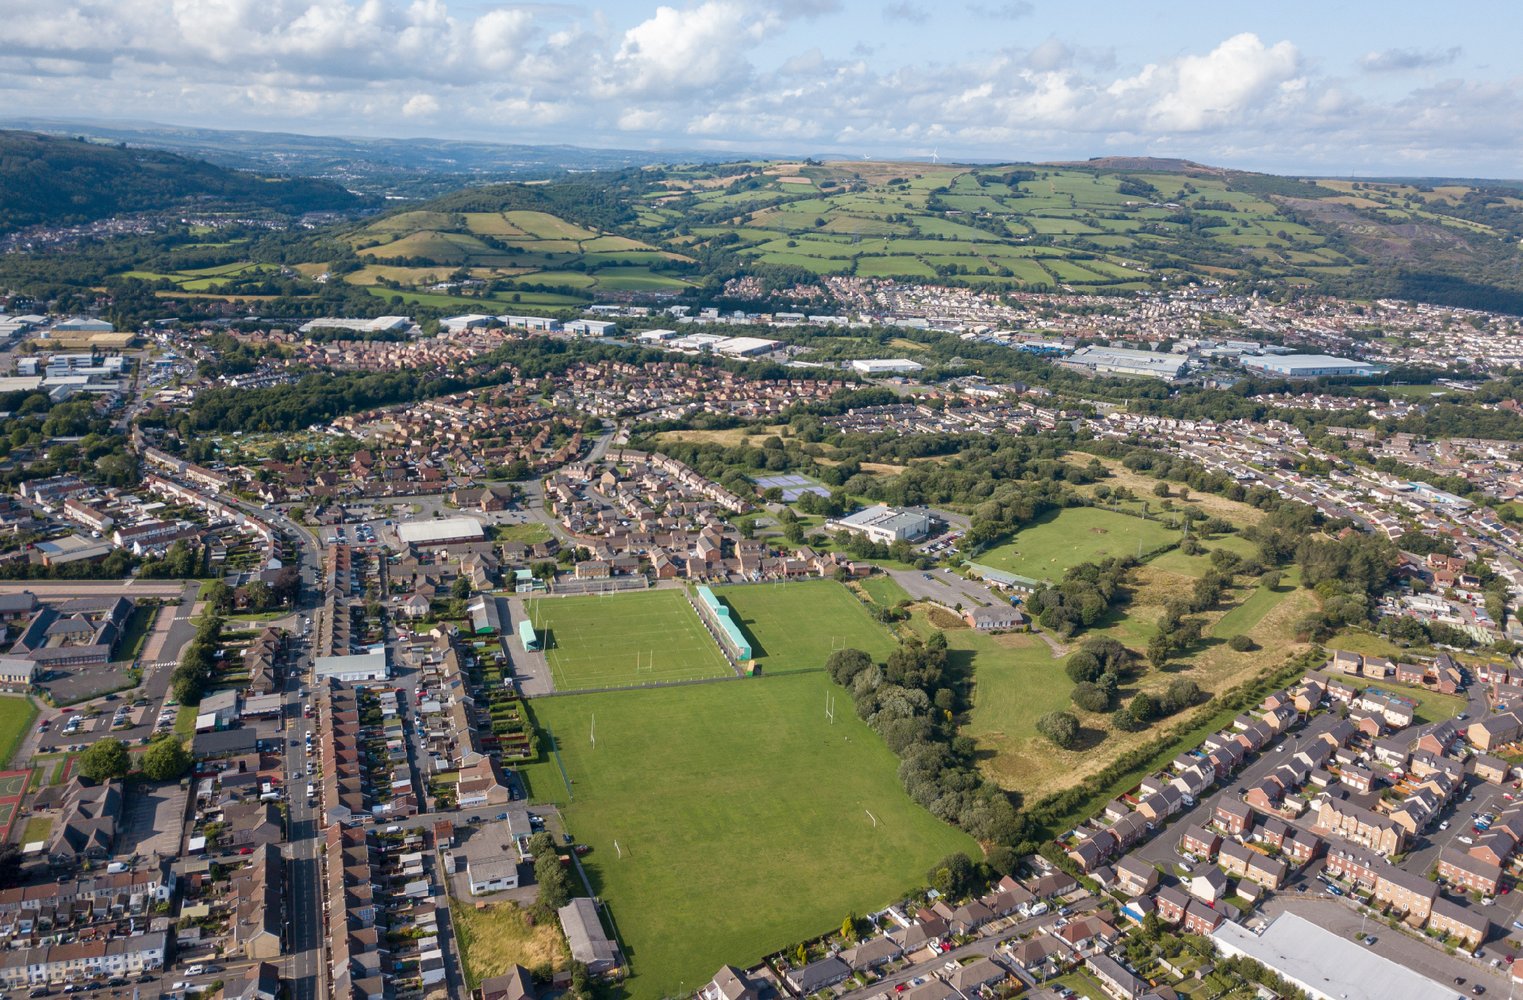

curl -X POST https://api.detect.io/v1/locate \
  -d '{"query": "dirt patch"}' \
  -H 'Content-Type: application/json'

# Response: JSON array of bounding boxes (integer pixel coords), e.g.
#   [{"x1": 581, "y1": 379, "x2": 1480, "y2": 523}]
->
[
  {"x1": 861, "y1": 462, "x2": 909, "y2": 475},
  {"x1": 926, "y1": 605, "x2": 969, "y2": 629}
]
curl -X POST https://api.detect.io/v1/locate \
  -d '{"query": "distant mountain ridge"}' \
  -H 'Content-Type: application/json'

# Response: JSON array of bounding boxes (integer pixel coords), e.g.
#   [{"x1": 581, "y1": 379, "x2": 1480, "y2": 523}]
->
[{"x1": 0, "y1": 130, "x2": 366, "y2": 235}]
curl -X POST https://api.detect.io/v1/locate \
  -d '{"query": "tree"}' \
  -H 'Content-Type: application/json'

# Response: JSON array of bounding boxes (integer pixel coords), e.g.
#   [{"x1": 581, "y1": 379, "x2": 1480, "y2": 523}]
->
[
  {"x1": 244, "y1": 579, "x2": 272, "y2": 612},
  {"x1": 78, "y1": 738, "x2": 130, "y2": 781},
  {"x1": 1035, "y1": 710, "x2": 1080, "y2": 749},
  {"x1": 450, "y1": 576, "x2": 473, "y2": 599},
  {"x1": 203, "y1": 580, "x2": 233, "y2": 615},
  {"x1": 841, "y1": 912, "x2": 859, "y2": 941},
  {"x1": 140, "y1": 736, "x2": 191, "y2": 781},
  {"x1": 927, "y1": 852, "x2": 977, "y2": 898},
  {"x1": 1152, "y1": 481, "x2": 1171, "y2": 498},
  {"x1": 1227, "y1": 633, "x2": 1256, "y2": 651}
]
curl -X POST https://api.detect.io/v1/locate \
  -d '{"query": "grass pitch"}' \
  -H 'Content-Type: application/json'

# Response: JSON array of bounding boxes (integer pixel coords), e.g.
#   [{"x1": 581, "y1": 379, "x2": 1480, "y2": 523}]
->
[
  {"x1": 0, "y1": 698, "x2": 36, "y2": 769},
  {"x1": 976, "y1": 506, "x2": 1179, "y2": 581},
  {"x1": 523, "y1": 674, "x2": 976, "y2": 997},
  {"x1": 715, "y1": 579, "x2": 898, "y2": 670},
  {"x1": 524, "y1": 590, "x2": 733, "y2": 691}
]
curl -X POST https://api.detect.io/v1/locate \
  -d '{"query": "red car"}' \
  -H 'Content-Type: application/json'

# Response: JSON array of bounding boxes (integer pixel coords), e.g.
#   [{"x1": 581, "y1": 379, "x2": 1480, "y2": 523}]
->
[{"x1": 238, "y1": 847, "x2": 253, "y2": 855}]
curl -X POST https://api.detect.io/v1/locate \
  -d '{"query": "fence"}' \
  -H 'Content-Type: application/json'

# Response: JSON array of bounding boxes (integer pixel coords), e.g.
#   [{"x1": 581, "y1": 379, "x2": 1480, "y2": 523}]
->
[{"x1": 547, "y1": 576, "x2": 649, "y2": 595}]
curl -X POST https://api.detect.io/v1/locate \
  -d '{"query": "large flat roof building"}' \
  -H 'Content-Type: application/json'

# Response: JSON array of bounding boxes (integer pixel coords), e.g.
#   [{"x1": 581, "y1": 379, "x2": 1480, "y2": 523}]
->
[
  {"x1": 1212, "y1": 911, "x2": 1449, "y2": 1000},
  {"x1": 828, "y1": 505, "x2": 933, "y2": 544},
  {"x1": 1241, "y1": 354, "x2": 1378, "y2": 378},
  {"x1": 397, "y1": 517, "x2": 486, "y2": 546},
  {"x1": 1065, "y1": 346, "x2": 1189, "y2": 380},
  {"x1": 851, "y1": 358, "x2": 925, "y2": 375},
  {"x1": 313, "y1": 649, "x2": 389, "y2": 683}
]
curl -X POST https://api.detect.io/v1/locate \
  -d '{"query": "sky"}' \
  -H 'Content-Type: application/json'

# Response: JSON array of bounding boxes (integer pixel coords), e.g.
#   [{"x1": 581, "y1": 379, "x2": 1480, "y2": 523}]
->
[{"x1": 5, "y1": 0, "x2": 1521, "y2": 177}]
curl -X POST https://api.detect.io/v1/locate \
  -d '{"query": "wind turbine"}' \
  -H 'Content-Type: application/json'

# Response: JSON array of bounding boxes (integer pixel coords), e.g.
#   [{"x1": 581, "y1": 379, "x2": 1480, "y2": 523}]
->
[{"x1": 930, "y1": 148, "x2": 940, "y2": 164}]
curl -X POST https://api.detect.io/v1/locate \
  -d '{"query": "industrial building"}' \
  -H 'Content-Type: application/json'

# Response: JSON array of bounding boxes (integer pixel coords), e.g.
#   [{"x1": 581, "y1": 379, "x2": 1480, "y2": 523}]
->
[
  {"x1": 1240, "y1": 354, "x2": 1378, "y2": 378},
  {"x1": 313, "y1": 649, "x2": 389, "y2": 683},
  {"x1": 850, "y1": 359, "x2": 925, "y2": 375},
  {"x1": 1063, "y1": 346, "x2": 1189, "y2": 380},
  {"x1": 827, "y1": 505, "x2": 933, "y2": 544},
  {"x1": 1211, "y1": 912, "x2": 1448, "y2": 1000},
  {"x1": 396, "y1": 517, "x2": 486, "y2": 547}
]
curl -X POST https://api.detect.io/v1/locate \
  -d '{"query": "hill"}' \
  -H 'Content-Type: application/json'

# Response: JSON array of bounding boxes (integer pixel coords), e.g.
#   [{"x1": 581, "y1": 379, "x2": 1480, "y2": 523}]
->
[
  {"x1": 0, "y1": 130, "x2": 365, "y2": 234},
  {"x1": 309, "y1": 158, "x2": 1523, "y2": 312},
  {"x1": 0, "y1": 118, "x2": 728, "y2": 199}
]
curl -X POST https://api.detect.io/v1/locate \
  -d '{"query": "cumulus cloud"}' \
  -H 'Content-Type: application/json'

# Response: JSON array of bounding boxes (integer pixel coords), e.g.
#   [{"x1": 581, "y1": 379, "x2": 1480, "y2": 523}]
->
[
  {"x1": 1360, "y1": 46, "x2": 1462, "y2": 73},
  {"x1": 1122, "y1": 32, "x2": 1303, "y2": 131},
  {"x1": 0, "y1": 2, "x2": 1514, "y2": 175}
]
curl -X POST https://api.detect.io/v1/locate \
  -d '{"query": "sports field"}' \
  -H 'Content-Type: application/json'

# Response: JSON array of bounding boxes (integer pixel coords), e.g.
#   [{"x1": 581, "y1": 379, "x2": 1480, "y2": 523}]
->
[
  {"x1": 0, "y1": 698, "x2": 36, "y2": 769},
  {"x1": 715, "y1": 579, "x2": 898, "y2": 669},
  {"x1": 523, "y1": 675, "x2": 976, "y2": 997},
  {"x1": 524, "y1": 590, "x2": 733, "y2": 691},
  {"x1": 976, "y1": 506, "x2": 1179, "y2": 581}
]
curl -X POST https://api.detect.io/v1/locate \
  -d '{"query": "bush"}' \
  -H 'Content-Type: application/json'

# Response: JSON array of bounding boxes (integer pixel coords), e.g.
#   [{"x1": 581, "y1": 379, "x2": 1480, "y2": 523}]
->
[
  {"x1": 1036, "y1": 711, "x2": 1080, "y2": 749},
  {"x1": 1071, "y1": 682, "x2": 1111, "y2": 713},
  {"x1": 1228, "y1": 633, "x2": 1256, "y2": 652}
]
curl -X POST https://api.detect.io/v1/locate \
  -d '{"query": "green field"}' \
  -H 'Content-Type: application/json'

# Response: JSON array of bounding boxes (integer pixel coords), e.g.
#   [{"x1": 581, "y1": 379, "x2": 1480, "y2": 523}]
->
[
  {"x1": 524, "y1": 590, "x2": 733, "y2": 690},
  {"x1": 715, "y1": 579, "x2": 898, "y2": 669},
  {"x1": 860, "y1": 574, "x2": 912, "y2": 608},
  {"x1": 0, "y1": 698, "x2": 36, "y2": 768},
  {"x1": 976, "y1": 506, "x2": 1180, "y2": 581},
  {"x1": 522, "y1": 675, "x2": 977, "y2": 996}
]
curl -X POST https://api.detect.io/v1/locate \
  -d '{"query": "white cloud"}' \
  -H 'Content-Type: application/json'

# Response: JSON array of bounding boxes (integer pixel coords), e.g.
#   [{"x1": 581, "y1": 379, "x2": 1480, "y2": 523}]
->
[
  {"x1": 402, "y1": 93, "x2": 440, "y2": 118},
  {"x1": 1139, "y1": 32, "x2": 1302, "y2": 131},
  {"x1": 0, "y1": 3, "x2": 1515, "y2": 175}
]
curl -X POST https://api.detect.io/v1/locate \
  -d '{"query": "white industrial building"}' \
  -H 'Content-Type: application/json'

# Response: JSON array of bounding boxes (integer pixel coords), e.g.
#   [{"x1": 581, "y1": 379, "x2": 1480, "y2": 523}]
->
[
  {"x1": 563, "y1": 319, "x2": 619, "y2": 337},
  {"x1": 1064, "y1": 346, "x2": 1189, "y2": 380},
  {"x1": 1211, "y1": 912, "x2": 1448, "y2": 1000},
  {"x1": 714, "y1": 336, "x2": 780, "y2": 357},
  {"x1": 297, "y1": 316, "x2": 411, "y2": 334},
  {"x1": 828, "y1": 505, "x2": 933, "y2": 544},
  {"x1": 1240, "y1": 354, "x2": 1378, "y2": 378},
  {"x1": 851, "y1": 359, "x2": 925, "y2": 375},
  {"x1": 396, "y1": 517, "x2": 486, "y2": 546},
  {"x1": 313, "y1": 648, "x2": 389, "y2": 683}
]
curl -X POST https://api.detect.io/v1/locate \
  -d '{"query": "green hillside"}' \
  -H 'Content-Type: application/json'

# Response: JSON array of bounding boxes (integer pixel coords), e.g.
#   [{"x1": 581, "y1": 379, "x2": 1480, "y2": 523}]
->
[
  {"x1": 0, "y1": 130, "x2": 365, "y2": 234},
  {"x1": 304, "y1": 157, "x2": 1523, "y2": 312}
]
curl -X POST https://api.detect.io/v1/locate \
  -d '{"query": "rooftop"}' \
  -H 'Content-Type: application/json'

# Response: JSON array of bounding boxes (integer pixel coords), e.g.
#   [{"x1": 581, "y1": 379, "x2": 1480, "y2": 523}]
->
[{"x1": 1212, "y1": 911, "x2": 1449, "y2": 1000}]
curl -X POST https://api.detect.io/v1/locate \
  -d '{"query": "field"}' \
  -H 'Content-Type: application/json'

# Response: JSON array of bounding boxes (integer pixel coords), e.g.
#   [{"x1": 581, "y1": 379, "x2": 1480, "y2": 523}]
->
[
  {"x1": 715, "y1": 579, "x2": 898, "y2": 670},
  {"x1": 522, "y1": 675, "x2": 977, "y2": 996},
  {"x1": 523, "y1": 590, "x2": 733, "y2": 690},
  {"x1": 0, "y1": 698, "x2": 36, "y2": 768},
  {"x1": 451, "y1": 900, "x2": 569, "y2": 985},
  {"x1": 975, "y1": 507, "x2": 1180, "y2": 582},
  {"x1": 934, "y1": 560, "x2": 1318, "y2": 799}
]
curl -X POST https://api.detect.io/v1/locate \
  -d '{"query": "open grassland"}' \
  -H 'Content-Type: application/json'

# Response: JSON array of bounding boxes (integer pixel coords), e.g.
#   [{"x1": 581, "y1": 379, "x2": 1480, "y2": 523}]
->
[
  {"x1": 522, "y1": 676, "x2": 977, "y2": 997},
  {"x1": 1067, "y1": 453, "x2": 1269, "y2": 527},
  {"x1": 715, "y1": 579, "x2": 898, "y2": 670},
  {"x1": 451, "y1": 900, "x2": 569, "y2": 986},
  {"x1": 975, "y1": 506, "x2": 1180, "y2": 581},
  {"x1": 937, "y1": 564, "x2": 1317, "y2": 799},
  {"x1": 524, "y1": 590, "x2": 733, "y2": 690}
]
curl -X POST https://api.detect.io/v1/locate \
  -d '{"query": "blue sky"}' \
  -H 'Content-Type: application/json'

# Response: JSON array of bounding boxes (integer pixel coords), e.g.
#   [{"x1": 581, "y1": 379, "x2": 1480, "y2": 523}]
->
[{"x1": 5, "y1": 0, "x2": 1519, "y2": 176}]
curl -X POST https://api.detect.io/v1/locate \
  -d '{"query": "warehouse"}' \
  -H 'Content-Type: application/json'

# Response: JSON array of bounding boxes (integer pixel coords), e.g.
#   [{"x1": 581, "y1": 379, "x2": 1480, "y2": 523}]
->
[
  {"x1": 1211, "y1": 912, "x2": 1448, "y2": 1000},
  {"x1": 396, "y1": 517, "x2": 486, "y2": 547},
  {"x1": 313, "y1": 648, "x2": 389, "y2": 683},
  {"x1": 713, "y1": 336, "x2": 781, "y2": 357},
  {"x1": 850, "y1": 358, "x2": 924, "y2": 375},
  {"x1": 828, "y1": 505, "x2": 933, "y2": 544},
  {"x1": 1240, "y1": 354, "x2": 1377, "y2": 378},
  {"x1": 1063, "y1": 346, "x2": 1189, "y2": 380}
]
